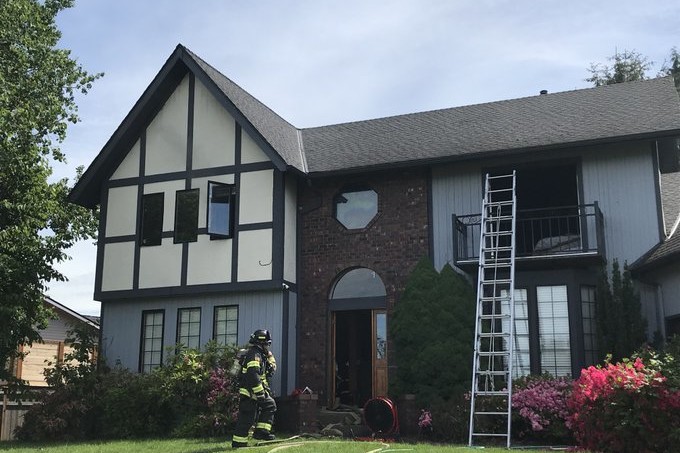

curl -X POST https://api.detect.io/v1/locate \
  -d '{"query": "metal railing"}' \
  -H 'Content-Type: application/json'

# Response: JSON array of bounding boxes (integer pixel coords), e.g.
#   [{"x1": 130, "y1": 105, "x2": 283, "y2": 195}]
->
[{"x1": 453, "y1": 203, "x2": 604, "y2": 264}]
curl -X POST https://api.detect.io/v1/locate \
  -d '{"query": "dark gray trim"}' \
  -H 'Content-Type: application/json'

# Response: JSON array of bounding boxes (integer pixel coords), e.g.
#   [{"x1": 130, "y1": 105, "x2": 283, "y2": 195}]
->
[
  {"x1": 281, "y1": 290, "x2": 290, "y2": 393},
  {"x1": 139, "y1": 309, "x2": 165, "y2": 373},
  {"x1": 70, "y1": 49, "x2": 190, "y2": 208},
  {"x1": 95, "y1": 279, "x2": 285, "y2": 301},
  {"x1": 105, "y1": 162, "x2": 275, "y2": 189},
  {"x1": 181, "y1": 76, "x2": 195, "y2": 287},
  {"x1": 652, "y1": 142, "x2": 665, "y2": 241},
  {"x1": 103, "y1": 235, "x2": 137, "y2": 244},
  {"x1": 94, "y1": 186, "x2": 108, "y2": 295},
  {"x1": 237, "y1": 222, "x2": 274, "y2": 231},
  {"x1": 329, "y1": 296, "x2": 387, "y2": 311},
  {"x1": 272, "y1": 169, "x2": 285, "y2": 281},
  {"x1": 231, "y1": 123, "x2": 241, "y2": 283},
  {"x1": 133, "y1": 131, "x2": 147, "y2": 290}
]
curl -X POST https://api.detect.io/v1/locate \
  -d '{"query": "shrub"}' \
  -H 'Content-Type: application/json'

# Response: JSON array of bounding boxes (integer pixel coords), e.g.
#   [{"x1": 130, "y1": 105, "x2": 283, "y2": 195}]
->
[
  {"x1": 390, "y1": 258, "x2": 475, "y2": 405},
  {"x1": 511, "y1": 374, "x2": 572, "y2": 443},
  {"x1": 567, "y1": 356, "x2": 680, "y2": 453}
]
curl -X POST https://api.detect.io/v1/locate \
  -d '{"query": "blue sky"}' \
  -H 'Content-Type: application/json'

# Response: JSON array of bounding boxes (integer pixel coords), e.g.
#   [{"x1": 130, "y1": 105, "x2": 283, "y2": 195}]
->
[{"x1": 47, "y1": 0, "x2": 680, "y2": 315}]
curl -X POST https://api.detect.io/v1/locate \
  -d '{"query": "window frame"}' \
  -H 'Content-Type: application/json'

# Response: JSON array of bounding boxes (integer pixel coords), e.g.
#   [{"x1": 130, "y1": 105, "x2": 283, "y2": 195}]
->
[
  {"x1": 213, "y1": 305, "x2": 239, "y2": 346},
  {"x1": 140, "y1": 309, "x2": 165, "y2": 373},
  {"x1": 174, "y1": 188, "x2": 200, "y2": 243},
  {"x1": 333, "y1": 186, "x2": 379, "y2": 230},
  {"x1": 536, "y1": 285, "x2": 572, "y2": 377},
  {"x1": 140, "y1": 193, "x2": 164, "y2": 246},
  {"x1": 581, "y1": 285, "x2": 598, "y2": 366},
  {"x1": 177, "y1": 307, "x2": 201, "y2": 350},
  {"x1": 207, "y1": 181, "x2": 235, "y2": 239}
]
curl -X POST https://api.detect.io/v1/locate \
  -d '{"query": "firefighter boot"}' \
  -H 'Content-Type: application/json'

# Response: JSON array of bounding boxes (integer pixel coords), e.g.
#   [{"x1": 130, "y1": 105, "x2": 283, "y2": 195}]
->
[{"x1": 253, "y1": 429, "x2": 275, "y2": 441}]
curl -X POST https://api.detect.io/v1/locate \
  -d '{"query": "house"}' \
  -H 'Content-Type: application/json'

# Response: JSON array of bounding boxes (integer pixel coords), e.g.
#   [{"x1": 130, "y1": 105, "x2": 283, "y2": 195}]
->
[
  {"x1": 1, "y1": 297, "x2": 99, "y2": 440},
  {"x1": 69, "y1": 44, "x2": 680, "y2": 407}
]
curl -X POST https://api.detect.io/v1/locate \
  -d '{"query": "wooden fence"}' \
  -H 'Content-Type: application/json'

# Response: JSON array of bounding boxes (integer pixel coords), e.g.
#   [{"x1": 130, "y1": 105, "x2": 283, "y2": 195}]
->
[{"x1": 0, "y1": 390, "x2": 42, "y2": 441}]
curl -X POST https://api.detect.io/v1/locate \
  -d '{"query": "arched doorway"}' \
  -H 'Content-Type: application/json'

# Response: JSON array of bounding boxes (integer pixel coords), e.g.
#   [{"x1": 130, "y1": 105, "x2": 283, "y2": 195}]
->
[{"x1": 329, "y1": 267, "x2": 387, "y2": 408}]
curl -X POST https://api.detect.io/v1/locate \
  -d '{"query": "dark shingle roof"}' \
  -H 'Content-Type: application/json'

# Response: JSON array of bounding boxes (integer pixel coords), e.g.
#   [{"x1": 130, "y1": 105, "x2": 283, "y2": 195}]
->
[
  {"x1": 631, "y1": 232, "x2": 680, "y2": 273},
  {"x1": 70, "y1": 45, "x2": 680, "y2": 208},
  {"x1": 300, "y1": 77, "x2": 680, "y2": 174},
  {"x1": 183, "y1": 48, "x2": 305, "y2": 172}
]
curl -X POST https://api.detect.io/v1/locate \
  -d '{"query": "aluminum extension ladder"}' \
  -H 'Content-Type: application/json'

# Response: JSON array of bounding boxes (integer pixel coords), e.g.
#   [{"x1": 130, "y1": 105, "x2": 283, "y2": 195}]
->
[{"x1": 468, "y1": 172, "x2": 517, "y2": 449}]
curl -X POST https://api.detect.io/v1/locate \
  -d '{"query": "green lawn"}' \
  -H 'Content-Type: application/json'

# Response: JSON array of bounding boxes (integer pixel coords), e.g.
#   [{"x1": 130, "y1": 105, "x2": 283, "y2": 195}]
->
[{"x1": 0, "y1": 437, "x2": 560, "y2": 452}]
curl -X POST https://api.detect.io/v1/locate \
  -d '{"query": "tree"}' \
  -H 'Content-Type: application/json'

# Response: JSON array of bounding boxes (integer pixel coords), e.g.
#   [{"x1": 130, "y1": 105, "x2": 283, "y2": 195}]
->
[
  {"x1": 587, "y1": 47, "x2": 680, "y2": 92},
  {"x1": 0, "y1": 0, "x2": 100, "y2": 384},
  {"x1": 586, "y1": 49, "x2": 652, "y2": 86},
  {"x1": 595, "y1": 260, "x2": 647, "y2": 362},
  {"x1": 659, "y1": 47, "x2": 680, "y2": 91}
]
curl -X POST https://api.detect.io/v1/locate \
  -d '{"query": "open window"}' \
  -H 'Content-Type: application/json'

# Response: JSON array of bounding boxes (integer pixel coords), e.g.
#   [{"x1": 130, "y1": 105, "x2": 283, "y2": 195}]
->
[
  {"x1": 174, "y1": 189, "x2": 199, "y2": 243},
  {"x1": 140, "y1": 193, "x2": 164, "y2": 246},
  {"x1": 207, "y1": 181, "x2": 235, "y2": 239}
]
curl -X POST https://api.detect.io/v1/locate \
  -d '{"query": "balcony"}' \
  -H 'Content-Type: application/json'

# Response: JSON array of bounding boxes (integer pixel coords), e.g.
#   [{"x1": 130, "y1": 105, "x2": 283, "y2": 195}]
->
[{"x1": 453, "y1": 203, "x2": 605, "y2": 270}]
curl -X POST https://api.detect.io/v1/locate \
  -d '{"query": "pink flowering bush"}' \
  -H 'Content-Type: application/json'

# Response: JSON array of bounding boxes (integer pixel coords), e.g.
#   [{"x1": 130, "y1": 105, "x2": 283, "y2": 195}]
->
[
  {"x1": 567, "y1": 356, "x2": 680, "y2": 453},
  {"x1": 200, "y1": 367, "x2": 240, "y2": 435},
  {"x1": 511, "y1": 374, "x2": 572, "y2": 443}
]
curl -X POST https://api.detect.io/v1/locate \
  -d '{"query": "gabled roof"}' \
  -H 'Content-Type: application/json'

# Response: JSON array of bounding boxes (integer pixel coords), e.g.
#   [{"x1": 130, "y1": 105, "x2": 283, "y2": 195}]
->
[
  {"x1": 70, "y1": 44, "x2": 680, "y2": 207},
  {"x1": 44, "y1": 296, "x2": 100, "y2": 329},
  {"x1": 70, "y1": 44, "x2": 303, "y2": 208}
]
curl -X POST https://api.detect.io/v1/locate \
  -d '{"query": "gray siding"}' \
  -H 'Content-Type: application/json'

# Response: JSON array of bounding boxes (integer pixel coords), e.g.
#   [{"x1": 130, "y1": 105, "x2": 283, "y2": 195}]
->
[
  {"x1": 581, "y1": 142, "x2": 661, "y2": 265},
  {"x1": 431, "y1": 161, "x2": 483, "y2": 270},
  {"x1": 101, "y1": 290, "x2": 288, "y2": 395}
]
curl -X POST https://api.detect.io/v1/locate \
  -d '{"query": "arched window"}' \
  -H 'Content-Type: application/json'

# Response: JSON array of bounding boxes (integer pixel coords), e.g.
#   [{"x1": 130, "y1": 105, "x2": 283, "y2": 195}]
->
[{"x1": 330, "y1": 268, "x2": 386, "y2": 310}]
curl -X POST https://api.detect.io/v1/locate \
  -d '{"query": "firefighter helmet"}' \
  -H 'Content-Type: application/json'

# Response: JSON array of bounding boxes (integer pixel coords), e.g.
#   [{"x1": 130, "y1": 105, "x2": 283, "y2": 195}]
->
[{"x1": 249, "y1": 329, "x2": 272, "y2": 346}]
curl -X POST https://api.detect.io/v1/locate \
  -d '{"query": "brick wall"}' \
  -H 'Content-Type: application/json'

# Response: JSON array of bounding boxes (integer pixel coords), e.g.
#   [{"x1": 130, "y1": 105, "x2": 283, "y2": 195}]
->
[{"x1": 297, "y1": 168, "x2": 430, "y2": 402}]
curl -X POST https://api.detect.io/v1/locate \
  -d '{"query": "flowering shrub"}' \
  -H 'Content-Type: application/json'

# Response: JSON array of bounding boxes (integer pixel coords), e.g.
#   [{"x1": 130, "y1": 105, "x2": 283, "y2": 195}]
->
[
  {"x1": 567, "y1": 356, "x2": 680, "y2": 453},
  {"x1": 200, "y1": 367, "x2": 240, "y2": 435},
  {"x1": 418, "y1": 409, "x2": 433, "y2": 436},
  {"x1": 511, "y1": 374, "x2": 572, "y2": 442}
]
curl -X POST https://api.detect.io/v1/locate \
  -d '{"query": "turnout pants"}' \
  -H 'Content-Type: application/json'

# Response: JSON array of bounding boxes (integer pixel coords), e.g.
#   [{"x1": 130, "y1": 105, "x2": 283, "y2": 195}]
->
[{"x1": 233, "y1": 394, "x2": 277, "y2": 443}]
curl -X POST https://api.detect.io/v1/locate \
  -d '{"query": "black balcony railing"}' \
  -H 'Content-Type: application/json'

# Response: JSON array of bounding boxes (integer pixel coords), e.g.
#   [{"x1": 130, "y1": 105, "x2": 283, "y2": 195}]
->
[{"x1": 453, "y1": 203, "x2": 605, "y2": 264}]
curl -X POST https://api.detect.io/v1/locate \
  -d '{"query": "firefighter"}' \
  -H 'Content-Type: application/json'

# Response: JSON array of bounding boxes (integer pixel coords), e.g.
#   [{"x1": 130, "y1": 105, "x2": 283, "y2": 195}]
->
[{"x1": 231, "y1": 329, "x2": 277, "y2": 448}]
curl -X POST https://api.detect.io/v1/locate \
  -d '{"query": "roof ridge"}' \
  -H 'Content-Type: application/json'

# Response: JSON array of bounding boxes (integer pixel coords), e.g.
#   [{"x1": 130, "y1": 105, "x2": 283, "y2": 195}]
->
[{"x1": 301, "y1": 76, "x2": 676, "y2": 132}]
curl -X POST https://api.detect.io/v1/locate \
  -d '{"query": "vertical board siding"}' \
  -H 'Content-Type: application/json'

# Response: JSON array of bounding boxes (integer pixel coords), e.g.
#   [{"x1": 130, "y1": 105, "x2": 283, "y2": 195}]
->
[
  {"x1": 102, "y1": 291, "x2": 286, "y2": 395},
  {"x1": 431, "y1": 162, "x2": 483, "y2": 270},
  {"x1": 581, "y1": 144, "x2": 660, "y2": 265}
]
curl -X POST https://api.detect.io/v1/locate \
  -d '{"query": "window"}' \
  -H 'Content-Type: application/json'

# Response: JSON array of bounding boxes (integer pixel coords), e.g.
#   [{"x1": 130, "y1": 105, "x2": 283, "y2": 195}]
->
[
  {"x1": 141, "y1": 193, "x2": 164, "y2": 246},
  {"x1": 214, "y1": 306, "x2": 238, "y2": 346},
  {"x1": 537, "y1": 285, "x2": 571, "y2": 377},
  {"x1": 581, "y1": 286, "x2": 598, "y2": 366},
  {"x1": 177, "y1": 308, "x2": 201, "y2": 349},
  {"x1": 208, "y1": 182, "x2": 235, "y2": 238},
  {"x1": 174, "y1": 189, "x2": 199, "y2": 243},
  {"x1": 334, "y1": 188, "x2": 378, "y2": 229},
  {"x1": 140, "y1": 310, "x2": 164, "y2": 372},
  {"x1": 501, "y1": 289, "x2": 531, "y2": 378}
]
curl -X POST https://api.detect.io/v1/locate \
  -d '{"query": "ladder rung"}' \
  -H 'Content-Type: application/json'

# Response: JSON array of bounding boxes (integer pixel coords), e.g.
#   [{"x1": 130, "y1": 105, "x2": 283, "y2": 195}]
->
[
  {"x1": 480, "y1": 279, "x2": 512, "y2": 285},
  {"x1": 474, "y1": 370, "x2": 509, "y2": 375},
  {"x1": 474, "y1": 411, "x2": 510, "y2": 416},
  {"x1": 477, "y1": 351, "x2": 510, "y2": 356},
  {"x1": 478, "y1": 332, "x2": 510, "y2": 338},
  {"x1": 472, "y1": 432, "x2": 509, "y2": 437},
  {"x1": 474, "y1": 391, "x2": 510, "y2": 396},
  {"x1": 479, "y1": 314, "x2": 511, "y2": 320}
]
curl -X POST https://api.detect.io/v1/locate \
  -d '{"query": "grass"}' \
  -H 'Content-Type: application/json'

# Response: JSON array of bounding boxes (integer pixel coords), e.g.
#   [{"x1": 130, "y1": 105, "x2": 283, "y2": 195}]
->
[{"x1": 0, "y1": 437, "x2": 560, "y2": 452}]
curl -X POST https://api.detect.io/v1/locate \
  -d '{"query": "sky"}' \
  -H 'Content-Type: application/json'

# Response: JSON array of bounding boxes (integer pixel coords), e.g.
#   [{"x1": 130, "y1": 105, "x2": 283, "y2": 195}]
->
[{"x1": 46, "y1": 0, "x2": 680, "y2": 315}]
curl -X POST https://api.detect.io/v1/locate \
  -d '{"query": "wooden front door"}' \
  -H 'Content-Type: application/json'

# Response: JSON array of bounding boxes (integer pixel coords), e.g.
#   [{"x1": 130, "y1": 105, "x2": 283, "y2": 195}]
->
[{"x1": 372, "y1": 310, "x2": 388, "y2": 397}]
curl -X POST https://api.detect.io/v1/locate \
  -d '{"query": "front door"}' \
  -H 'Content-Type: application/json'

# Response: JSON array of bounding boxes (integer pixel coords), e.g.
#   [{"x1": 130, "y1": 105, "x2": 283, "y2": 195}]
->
[{"x1": 329, "y1": 267, "x2": 388, "y2": 408}]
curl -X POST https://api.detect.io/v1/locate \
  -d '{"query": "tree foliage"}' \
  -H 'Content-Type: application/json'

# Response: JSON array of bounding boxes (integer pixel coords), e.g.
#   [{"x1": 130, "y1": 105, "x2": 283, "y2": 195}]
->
[
  {"x1": 0, "y1": 0, "x2": 100, "y2": 383},
  {"x1": 595, "y1": 260, "x2": 647, "y2": 362},
  {"x1": 587, "y1": 47, "x2": 680, "y2": 92},
  {"x1": 390, "y1": 258, "x2": 476, "y2": 405}
]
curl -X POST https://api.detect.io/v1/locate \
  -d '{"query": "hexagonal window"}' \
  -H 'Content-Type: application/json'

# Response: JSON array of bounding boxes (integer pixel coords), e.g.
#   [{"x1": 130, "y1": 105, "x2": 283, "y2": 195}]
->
[{"x1": 334, "y1": 188, "x2": 378, "y2": 229}]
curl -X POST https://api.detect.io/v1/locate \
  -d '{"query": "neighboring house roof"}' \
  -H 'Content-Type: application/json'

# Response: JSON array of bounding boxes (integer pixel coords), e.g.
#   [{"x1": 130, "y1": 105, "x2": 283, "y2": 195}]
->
[
  {"x1": 44, "y1": 296, "x2": 100, "y2": 330},
  {"x1": 69, "y1": 44, "x2": 680, "y2": 207}
]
